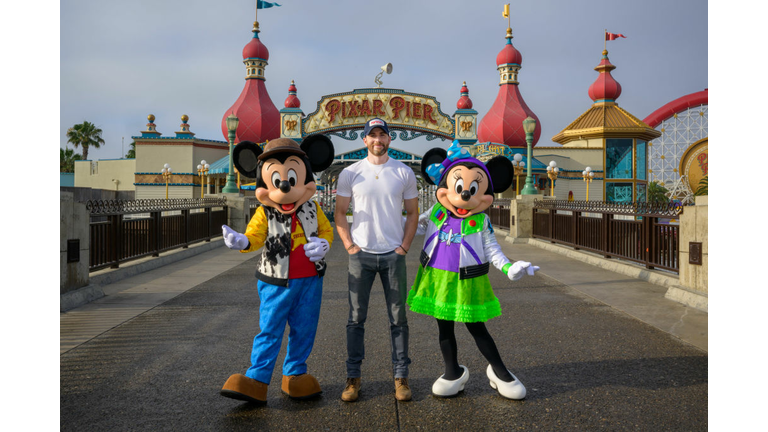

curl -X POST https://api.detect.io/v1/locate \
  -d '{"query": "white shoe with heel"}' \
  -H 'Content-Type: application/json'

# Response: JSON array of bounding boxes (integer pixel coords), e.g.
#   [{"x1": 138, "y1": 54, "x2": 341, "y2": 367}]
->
[
  {"x1": 432, "y1": 365, "x2": 469, "y2": 397},
  {"x1": 486, "y1": 364, "x2": 526, "y2": 400}
]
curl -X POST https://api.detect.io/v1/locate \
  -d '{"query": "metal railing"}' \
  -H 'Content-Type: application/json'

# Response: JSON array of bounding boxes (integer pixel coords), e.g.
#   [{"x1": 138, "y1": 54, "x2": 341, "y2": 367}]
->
[
  {"x1": 532, "y1": 200, "x2": 684, "y2": 272},
  {"x1": 86, "y1": 198, "x2": 228, "y2": 272},
  {"x1": 485, "y1": 198, "x2": 512, "y2": 230}
]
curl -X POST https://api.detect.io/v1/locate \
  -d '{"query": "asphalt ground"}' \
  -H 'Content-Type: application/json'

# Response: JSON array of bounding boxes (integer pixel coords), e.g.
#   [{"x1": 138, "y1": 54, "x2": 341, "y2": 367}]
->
[{"x1": 60, "y1": 232, "x2": 707, "y2": 431}]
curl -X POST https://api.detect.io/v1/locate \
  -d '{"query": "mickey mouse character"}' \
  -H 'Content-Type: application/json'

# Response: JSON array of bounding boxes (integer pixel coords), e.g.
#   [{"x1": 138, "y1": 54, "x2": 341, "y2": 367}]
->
[
  {"x1": 407, "y1": 141, "x2": 539, "y2": 399},
  {"x1": 219, "y1": 135, "x2": 335, "y2": 405}
]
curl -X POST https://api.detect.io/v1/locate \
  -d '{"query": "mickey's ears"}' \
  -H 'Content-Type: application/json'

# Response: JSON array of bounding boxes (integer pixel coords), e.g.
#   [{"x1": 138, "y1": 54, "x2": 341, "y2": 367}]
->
[
  {"x1": 301, "y1": 134, "x2": 335, "y2": 173},
  {"x1": 486, "y1": 156, "x2": 514, "y2": 193},
  {"x1": 232, "y1": 141, "x2": 262, "y2": 178}
]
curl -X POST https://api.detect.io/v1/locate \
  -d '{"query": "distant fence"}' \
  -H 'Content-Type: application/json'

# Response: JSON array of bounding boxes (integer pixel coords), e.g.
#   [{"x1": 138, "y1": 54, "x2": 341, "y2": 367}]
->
[
  {"x1": 86, "y1": 198, "x2": 228, "y2": 272},
  {"x1": 532, "y1": 200, "x2": 684, "y2": 273},
  {"x1": 485, "y1": 198, "x2": 512, "y2": 230}
]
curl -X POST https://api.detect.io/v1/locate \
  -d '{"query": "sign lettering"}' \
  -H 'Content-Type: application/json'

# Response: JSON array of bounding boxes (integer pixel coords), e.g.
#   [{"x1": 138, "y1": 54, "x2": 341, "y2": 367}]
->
[{"x1": 304, "y1": 89, "x2": 455, "y2": 138}]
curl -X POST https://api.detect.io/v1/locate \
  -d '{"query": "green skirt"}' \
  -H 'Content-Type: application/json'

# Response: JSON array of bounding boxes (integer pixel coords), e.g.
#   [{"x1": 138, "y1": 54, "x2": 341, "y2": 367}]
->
[{"x1": 407, "y1": 265, "x2": 501, "y2": 323}]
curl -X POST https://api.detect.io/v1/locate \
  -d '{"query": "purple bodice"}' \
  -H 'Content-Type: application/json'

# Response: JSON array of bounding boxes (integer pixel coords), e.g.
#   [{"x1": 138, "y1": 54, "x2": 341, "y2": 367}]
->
[{"x1": 427, "y1": 215, "x2": 463, "y2": 272}]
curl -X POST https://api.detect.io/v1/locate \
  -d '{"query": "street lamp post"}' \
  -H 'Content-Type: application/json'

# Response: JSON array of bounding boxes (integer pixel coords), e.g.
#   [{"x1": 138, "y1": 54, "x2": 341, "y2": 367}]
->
[
  {"x1": 546, "y1": 160, "x2": 559, "y2": 197},
  {"x1": 521, "y1": 117, "x2": 538, "y2": 195},
  {"x1": 222, "y1": 114, "x2": 240, "y2": 194},
  {"x1": 197, "y1": 160, "x2": 210, "y2": 198},
  {"x1": 582, "y1": 166, "x2": 595, "y2": 201},
  {"x1": 511, "y1": 153, "x2": 525, "y2": 196},
  {"x1": 161, "y1": 163, "x2": 172, "y2": 200}
]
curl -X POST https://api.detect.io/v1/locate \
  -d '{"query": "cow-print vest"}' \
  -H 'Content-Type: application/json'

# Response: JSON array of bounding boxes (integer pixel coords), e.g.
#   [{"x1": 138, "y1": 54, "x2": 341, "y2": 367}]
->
[{"x1": 255, "y1": 200, "x2": 326, "y2": 286}]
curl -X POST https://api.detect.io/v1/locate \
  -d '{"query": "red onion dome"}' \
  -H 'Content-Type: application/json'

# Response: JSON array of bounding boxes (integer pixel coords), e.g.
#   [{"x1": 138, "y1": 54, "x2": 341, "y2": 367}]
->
[
  {"x1": 588, "y1": 50, "x2": 622, "y2": 102},
  {"x1": 284, "y1": 80, "x2": 301, "y2": 108},
  {"x1": 456, "y1": 81, "x2": 473, "y2": 109},
  {"x1": 496, "y1": 38, "x2": 522, "y2": 66},
  {"x1": 243, "y1": 34, "x2": 269, "y2": 60}
]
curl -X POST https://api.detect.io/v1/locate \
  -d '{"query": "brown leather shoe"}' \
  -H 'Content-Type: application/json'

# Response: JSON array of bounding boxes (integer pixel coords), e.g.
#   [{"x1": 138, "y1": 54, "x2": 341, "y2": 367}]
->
[
  {"x1": 281, "y1": 374, "x2": 322, "y2": 399},
  {"x1": 220, "y1": 374, "x2": 268, "y2": 404},
  {"x1": 341, "y1": 377, "x2": 361, "y2": 402},
  {"x1": 395, "y1": 378, "x2": 412, "y2": 401}
]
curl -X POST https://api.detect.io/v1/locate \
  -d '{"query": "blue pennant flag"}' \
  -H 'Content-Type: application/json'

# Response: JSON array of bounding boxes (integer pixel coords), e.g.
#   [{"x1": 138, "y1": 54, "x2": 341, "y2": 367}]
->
[{"x1": 257, "y1": 1, "x2": 281, "y2": 9}]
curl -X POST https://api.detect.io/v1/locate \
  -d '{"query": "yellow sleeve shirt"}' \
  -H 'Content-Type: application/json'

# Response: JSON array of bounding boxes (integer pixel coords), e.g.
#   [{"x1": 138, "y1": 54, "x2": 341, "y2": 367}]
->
[{"x1": 240, "y1": 206, "x2": 268, "y2": 253}]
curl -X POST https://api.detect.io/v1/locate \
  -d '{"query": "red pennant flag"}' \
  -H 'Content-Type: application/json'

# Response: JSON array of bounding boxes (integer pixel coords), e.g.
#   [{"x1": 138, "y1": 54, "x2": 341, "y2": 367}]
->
[{"x1": 606, "y1": 32, "x2": 626, "y2": 41}]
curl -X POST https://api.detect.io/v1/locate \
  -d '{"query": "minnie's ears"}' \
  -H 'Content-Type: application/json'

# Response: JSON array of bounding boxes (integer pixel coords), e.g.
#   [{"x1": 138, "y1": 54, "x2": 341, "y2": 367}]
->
[
  {"x1": 420, "y1": 148, "x2": 448, "y2": 185},
  {"x1": 232, "y1": 141, "x2": 262, "y2": 178},
  {"x1": 486, "y1": 156, "x2": 514, "y2": 193},
  {"x1": 300, "y1": 134, "x2": 335, "y2": 172}
]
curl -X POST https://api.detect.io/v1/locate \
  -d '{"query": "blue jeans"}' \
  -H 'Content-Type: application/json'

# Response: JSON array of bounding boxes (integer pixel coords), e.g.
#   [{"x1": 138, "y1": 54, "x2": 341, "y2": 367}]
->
[
  {"x1": 346, "y1": 251, "x2": 410, "y2": 378},
  {"x1": 245, "y1": 276, "x2": 323, "y2": 384}
]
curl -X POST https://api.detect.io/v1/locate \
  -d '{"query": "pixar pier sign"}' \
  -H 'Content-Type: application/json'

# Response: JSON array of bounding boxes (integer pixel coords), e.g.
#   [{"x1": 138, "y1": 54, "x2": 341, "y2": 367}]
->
[{"x1": 300, "y1": 89, "x2": 457, "y2": 140}]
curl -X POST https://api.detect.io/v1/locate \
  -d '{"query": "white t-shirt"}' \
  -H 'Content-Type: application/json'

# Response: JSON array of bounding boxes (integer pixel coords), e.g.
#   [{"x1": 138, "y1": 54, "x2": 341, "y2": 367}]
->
[{"x1": 336, "y1": 157, "x2": 418, "y2": 254}]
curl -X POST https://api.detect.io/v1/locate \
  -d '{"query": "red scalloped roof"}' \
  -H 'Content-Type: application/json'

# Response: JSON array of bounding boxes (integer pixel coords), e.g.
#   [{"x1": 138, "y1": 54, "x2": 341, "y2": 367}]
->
[
  {"x1": 221, "y1": 78, "x2": 280, "y2": 143},
  {"x1": 588, "y1": 51, "x2": 622, "y2": 102},
  {"x1": 243, "y1": 35, "x2": 269, "y2": 60},
  {"x1": 477, "y1": 84, "x2": 541, "y2": 147}
]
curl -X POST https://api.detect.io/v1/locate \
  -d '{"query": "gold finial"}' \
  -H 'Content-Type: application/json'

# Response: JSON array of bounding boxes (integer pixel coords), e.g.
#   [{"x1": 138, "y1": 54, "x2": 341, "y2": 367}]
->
[
  {"x1": 602, "y1": 49, "x2": 608, "y2": 56},
  {"x1": 148, "y1": 114, "x2": 155, "y2": 122},
  {"x1": 463, "y1": 81, "x2": 467, "y2": 86},
  {"x1": 291, "y1": 80, "x2": 295, "y2": 85},
  {"x1": 181, "y1": 114, "x2": 189, "y2": 123},
  {"x1": 506, "y1": 27, "x2": 513, "y2": 39},
  {"x1": 252, "y1": 21, "x2": 260, "y2": 33}
]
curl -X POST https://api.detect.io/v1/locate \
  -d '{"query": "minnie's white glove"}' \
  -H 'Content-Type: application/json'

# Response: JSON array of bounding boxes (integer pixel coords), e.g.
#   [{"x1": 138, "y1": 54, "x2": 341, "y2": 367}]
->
[
  {"x1": 222, "y1": 225, "x2": 249, "y2": 250},
  {"x1": 304, "y1": 236, "x2": 330, "y2": 262},
  {"x1": 507, "y1": 261, "x2": 540, "y2": 281},
  {"x1": 416, "y1": 212, "x2": 430, "y2": 235}
]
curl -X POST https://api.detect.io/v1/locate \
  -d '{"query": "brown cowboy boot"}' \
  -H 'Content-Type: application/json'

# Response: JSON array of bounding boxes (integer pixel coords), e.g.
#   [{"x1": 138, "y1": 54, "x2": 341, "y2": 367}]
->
[
  {"x1": 280, "y1": 373, "x2": 322, "y2": 399},
  {"x1": 220, "y1": 374, "x2": 268, "y2": 404},
  {"x1": 341, "y1": 377, "x2": 361, "y2": 402}
]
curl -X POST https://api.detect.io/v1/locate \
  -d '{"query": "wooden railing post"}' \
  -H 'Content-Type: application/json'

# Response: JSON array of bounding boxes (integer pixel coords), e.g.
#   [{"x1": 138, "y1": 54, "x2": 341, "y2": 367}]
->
[
  {"x1": 109, "y1": 214, "x2": 122, "y2": 268},
  {"x1": 548, "y1": 208, "x2": 554, "y2": 242},
  {"x1": 152, "y1": 210, "x2": 161, "y2": 257},
  {"x1": 205, "y1": 206, "x2": 213, "y2": 241},
  {"x1": 572, "y1": 210, "x2": 579, "y2": 250},
  {"x1": 182, "y1": 208, "x2": 190, "y2": 248},
  {"x1": 602, "y1": 212, "x2": 610, "y2": 259},
  {"x1": 644, "y1": 216, "x2": 652, "y2": 269}
]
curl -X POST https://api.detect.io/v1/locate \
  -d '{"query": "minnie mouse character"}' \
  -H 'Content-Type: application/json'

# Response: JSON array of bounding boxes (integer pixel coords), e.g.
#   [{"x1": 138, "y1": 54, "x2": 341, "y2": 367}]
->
[
  {"x1": 219, "y1": 135, "x2": 335, "y2": 405},
  {"x1": 407, "y1": 141, "x2": 539, "y2": 400}
]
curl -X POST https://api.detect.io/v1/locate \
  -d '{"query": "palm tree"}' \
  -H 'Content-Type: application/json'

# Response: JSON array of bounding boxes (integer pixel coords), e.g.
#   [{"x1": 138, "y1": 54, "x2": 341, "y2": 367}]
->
[
  {"x1": 66, "y1": 121, "x2": 105, "y2": 161},
  {"x1": 60, "y1": 147, "x2": 82, "y2": 173},
  {"x1": 694, "y1": 175, "x2": 708, "y2": 196},
  {"x1": 125, "y1": 141, "x2": 136, "y2": 159},
  {"x1": 647, "y1": 180, "x2": 670, "y2": 203}
]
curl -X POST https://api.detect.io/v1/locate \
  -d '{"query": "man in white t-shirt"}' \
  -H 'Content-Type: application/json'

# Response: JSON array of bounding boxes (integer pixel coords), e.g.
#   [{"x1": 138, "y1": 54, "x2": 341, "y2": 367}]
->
[{"x1": 334, "y1": 118, "x2": 419, "y2": 403}]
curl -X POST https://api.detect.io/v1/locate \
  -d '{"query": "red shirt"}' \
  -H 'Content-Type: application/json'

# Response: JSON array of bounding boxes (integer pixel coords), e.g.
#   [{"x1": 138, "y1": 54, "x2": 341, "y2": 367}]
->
[{"x1": 288, "y1": 213, "x2": 318, "y2": 279}]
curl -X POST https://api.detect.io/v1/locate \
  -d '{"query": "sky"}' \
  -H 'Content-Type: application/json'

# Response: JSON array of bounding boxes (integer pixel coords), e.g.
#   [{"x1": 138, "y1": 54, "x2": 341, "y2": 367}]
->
[{"x1": 57, "y1": 0, "x2": 709, "y2": 160}]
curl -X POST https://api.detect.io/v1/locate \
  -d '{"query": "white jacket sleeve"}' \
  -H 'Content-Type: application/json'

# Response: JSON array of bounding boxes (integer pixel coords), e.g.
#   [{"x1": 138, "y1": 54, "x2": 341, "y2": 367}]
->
[{"x1": 481, "y1": 216, "x2": 511, "y2": 272}]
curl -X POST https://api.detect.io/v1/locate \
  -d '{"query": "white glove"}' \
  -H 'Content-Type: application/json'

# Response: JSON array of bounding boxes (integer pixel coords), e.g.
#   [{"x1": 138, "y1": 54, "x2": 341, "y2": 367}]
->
[
  {"x1": 222, "y1": 225, "x2": 249, "y2": 250},
  {"x1": 304, "y1": 236, "x2": 330, "y2": 263},
  {"x1": 507, "y1": 261, "x2": 540, "y2": 281},
  {"x1": 416, "y1": 212, "x2": 430, "y2": 235}
]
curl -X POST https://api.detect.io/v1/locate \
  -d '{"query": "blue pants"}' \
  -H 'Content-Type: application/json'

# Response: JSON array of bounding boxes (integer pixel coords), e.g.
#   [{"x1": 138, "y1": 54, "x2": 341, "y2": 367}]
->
[
  {"x1": 346, "y1": 251, "x2": 410, "y2": 378},
  {"x1": 245, "y1": 276, "x2": 323, "y2": 384}
]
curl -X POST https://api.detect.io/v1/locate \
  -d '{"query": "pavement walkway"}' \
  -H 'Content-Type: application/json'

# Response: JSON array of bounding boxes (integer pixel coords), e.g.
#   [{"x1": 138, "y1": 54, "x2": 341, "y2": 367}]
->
[{"x1": 60, "y1": 232, "x2": 707, "y2": 431}]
